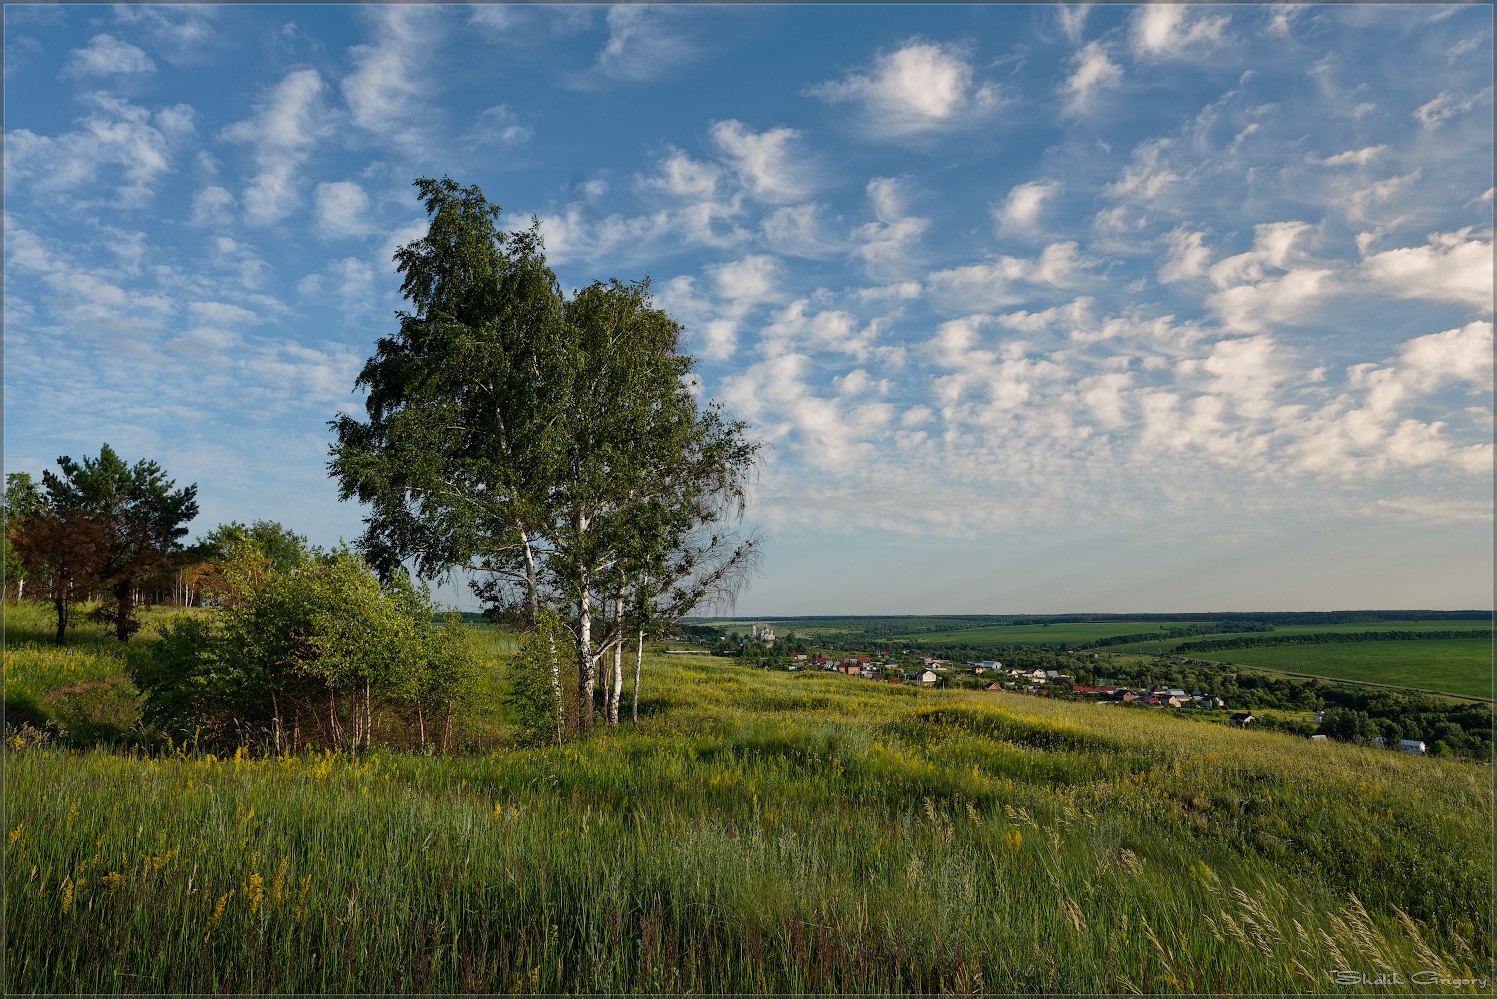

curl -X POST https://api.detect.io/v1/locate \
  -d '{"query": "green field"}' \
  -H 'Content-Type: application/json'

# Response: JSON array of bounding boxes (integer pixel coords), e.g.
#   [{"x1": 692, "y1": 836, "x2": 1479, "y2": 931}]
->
[
  {"x1": 6, "y1": 621, "x2": 1494, "y2": 994},
  {"x1": 1105, "y1": 619, "x2": 1494, "y2": 654},
  {"x1": 1183, "y1": 639, "x2": 1493, "y2": 701},
  {"x1": 894, "y1": 621, "x2": 1206, "y2": 646}
]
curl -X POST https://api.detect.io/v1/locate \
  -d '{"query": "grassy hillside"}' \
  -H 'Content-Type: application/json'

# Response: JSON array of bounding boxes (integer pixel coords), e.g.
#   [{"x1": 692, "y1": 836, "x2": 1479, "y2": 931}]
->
[{"x1": 6, "y1": 636, "x2": 1492, "y2": 994}]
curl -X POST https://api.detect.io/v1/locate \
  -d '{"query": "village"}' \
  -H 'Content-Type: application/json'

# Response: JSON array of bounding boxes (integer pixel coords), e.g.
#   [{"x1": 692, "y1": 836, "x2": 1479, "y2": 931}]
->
[{"x1": 712, "y1": 624, "x2": 1435, "y2": 752}]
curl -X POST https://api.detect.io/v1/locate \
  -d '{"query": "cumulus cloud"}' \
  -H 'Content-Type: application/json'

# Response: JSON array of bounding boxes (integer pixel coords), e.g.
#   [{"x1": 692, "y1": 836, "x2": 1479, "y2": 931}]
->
[
  {"x1": 1207, "y1": 221, "x2": 1311, "y2": 289},
  {"x1": 189, "y1": 186, "x2": 236, "y2": 228},
  {"x1": 927, "y1": 242, "x2": 1095, "y2": 312},
  {"x1": 1288, "y1": 322, "x2": 1494, "y2": 476},
  {"x1": 1359, "y1": 228, "x2": 1494, "y2": 312},
  {"x1": 807, "y1": 39, "x2": 999, "y2": 136},
  {"x1": 342, "y1": 6, "x2": 442, "y2": 151},
  {"x1": 1130, "y1": 4, "x2": 1231, "y2": 60},
  {"x1": 1208, "y1": 268, "x2": 1337, "y2": 334},
  {"x1": 61, "y1": 34, "x2": 156, "y2": 77},
  {"x1": 762, "y1": 203, "x2": 845, "y2": 258},
  {"x1": 852, "y1": 176, "x2": 930, "y2": 280},
  {"x1": 314, "y1": 181, "x2": 376, "y2": 238},
  {"x1": 994, "y1": 181, "x2": 1057, "y2": 232},
  {"x1": 1060, "y1": 41, "x2": 1122, "y2": 116},
  {"x1": 709, "y1": 119, "x2": 817, "y2": 203},
  {"x1": 221, "y1": 68, "x2": 331, "y2": 225},
  {"x1": 1158, "y1": 227, "x2": 1211, "y2": 284},
  {"x1": 4, "y1": 96, "x2": 188, "y2": 208},
  {"x1": 1103, "y1": 137, "x2": 1182, "y2": 204}
]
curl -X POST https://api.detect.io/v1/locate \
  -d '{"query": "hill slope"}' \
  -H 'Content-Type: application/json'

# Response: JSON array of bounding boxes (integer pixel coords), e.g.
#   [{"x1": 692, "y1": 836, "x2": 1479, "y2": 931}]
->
[{"x1": 6, "y1": 651, "x2": 1492, "y2": 993}]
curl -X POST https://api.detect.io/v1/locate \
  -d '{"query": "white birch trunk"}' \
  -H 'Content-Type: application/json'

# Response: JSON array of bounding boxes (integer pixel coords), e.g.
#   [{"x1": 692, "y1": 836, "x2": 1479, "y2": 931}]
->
[
  {"x1": 609, "y1": 596, "x2": 624, "y2": 725},
  {"x1": 578, "y1": 574, "x2": 595, "y2": 730},
  {"x1": 632, "y1": 627, "x2": 645, "y2": 723}
]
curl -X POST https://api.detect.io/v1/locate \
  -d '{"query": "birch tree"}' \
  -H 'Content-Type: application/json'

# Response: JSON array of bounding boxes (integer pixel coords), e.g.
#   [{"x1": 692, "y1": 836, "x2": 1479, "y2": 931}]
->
[{"x1": 330, "y1": 177, "x2": 763, "y2": 736}]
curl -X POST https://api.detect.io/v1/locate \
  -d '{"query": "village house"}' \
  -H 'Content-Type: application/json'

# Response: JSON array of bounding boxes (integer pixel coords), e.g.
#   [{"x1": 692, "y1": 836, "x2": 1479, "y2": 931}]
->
[{"x1": 1229, "y1": 712, "x2": 1255, "y2": 727}]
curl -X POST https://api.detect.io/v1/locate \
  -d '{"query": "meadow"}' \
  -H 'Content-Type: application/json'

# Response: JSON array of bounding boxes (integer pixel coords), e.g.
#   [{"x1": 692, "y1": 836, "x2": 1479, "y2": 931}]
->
[{"x1": 5, "y1": 616, "x2": 1493, "y2": 994}]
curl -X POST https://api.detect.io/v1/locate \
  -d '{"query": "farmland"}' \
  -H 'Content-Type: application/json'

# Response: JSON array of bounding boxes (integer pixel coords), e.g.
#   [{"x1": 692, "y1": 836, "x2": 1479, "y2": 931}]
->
[
  {"x1": 1103, "y1": 619, "x2": 1494, "y2": 654},
  {"x1": 896, "y1": 621, "x2": 1205, "y2": 646},
  {"x1": 1177, "y1": 639, "x2": 1493, "y2": 701},
  {"x1": 6, "y1": 616, "x2": 1495, "y2": 994},
  {"x1": 692, "y1": 614, "x2": 1492, "y2": 702}
]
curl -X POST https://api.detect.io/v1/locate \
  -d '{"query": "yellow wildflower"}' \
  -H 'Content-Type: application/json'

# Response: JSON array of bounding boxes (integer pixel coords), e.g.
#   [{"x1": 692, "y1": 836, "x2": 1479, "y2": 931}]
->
[
  {"x1": 244, "y1": 872, "x2": 264, "y2": 914},
  {"x1": 7, "y1": 823, "x2": 23, "y2": 848}
]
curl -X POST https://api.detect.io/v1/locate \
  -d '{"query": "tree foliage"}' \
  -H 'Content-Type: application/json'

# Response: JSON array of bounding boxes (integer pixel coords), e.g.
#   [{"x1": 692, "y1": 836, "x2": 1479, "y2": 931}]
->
[
  {"x1": 330, "y1": 177, "x2": 763, "y2": 736},
  {"x1": 132, "y1": 543, "x2": 476, "y2": 751},
  {"x1": 30, "y1": 445, "x2": 200, "y2": 642}
]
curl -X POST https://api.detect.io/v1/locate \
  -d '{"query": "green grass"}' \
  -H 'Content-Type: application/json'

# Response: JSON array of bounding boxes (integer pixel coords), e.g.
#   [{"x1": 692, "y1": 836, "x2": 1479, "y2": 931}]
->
[
  {"x1": 1, "y1": 601, "x2": 190, "y2": 742},
  {"x1": 5, "y1": 645, "x2": 1492, "y2": 994},
  {"x1": 1182, "y1": 640, "x2": 1493, "y2": 700}
]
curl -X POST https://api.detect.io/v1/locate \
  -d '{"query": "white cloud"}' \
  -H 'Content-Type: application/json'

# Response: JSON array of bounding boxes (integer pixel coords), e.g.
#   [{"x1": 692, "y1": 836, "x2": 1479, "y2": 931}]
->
[
  {"x1": 927, "y1": 242, "x2": 1095, "y2": 312},
  {"x1": 1414, "y1": 88, "x2": 1490, "y2": 129},
  {"x1": 190, "y1": 186, "x2": 236, "y2": 227},
  {"x1": 221, "y1": 68, "x2": 331, "y2": 225},
  {"x1": 1060, "y1": 41, "x2": 1122, "y2": 116},
  {"x1": 187, "y1": 301, "x2": 261, "y2": 326},
  {"x1": 341, "y1": 6, "x2": 441, "y2": 151},
  {"x1": 1103, "y1": 138, "x2": 1181, "y2": 204},
  {"x1": 1396, "y1": 321, "x2": 1494, "y2": 390},
  {"x1": 591, "y1": 4, "x2": 700, "y2": 83},
  {"x1": 466, "y1": 104, "x2": 532, "y2": 147},
  {"x1": 710, "y1": 254, "x2": 782, "y2": 304},
  {"x1": 1158, "y1": 227, "x2": 1211, "y2": 284},
  {"x1": 1207, "y1": 221, "x2": 1311, "y2": 289},
  {"x1": 1131, "y1": 5, "x2": 1231, "y2": 61},
  {"x1": 852, "y1": 177, "x2": 930, "y2": 280},
  {"x1": 1319, "y1": 145, "x2": 1386, "y2": 167},
  {"x1": 61, "y1": 34, "x2": 155, "y2": 77},
  {"x1": 762, "y1": 204, "x2": 844, "y2": 259},
  {"x1": 709, "y1": 119, "x2": 816, "y2": 204},
  {"x1": 1055, "y1": 5, "x2": 1092, "y2": 44},
  {"x1": 1207, "y1": 268, "x2": 1337, "y2": 334},
  {"x1": 332, "y1": 256, "x2": 375, "y2": 302},
  {"x1": 1359, "y1": 229, "x2": 1494, "y2": 312},
  {"x1": 314, "y1": 181, "x2": 376, "y2": 238},
  {"x1": 995, "y1": 181, "x2": 1057, "y2": 232},
  {"x1": 4, "y1": 96, "x2": 184, "y2": 208},
  {"x1": 808, "y1": 40, "x2": 999, "y2": 136},
  {"x1": 1288, "y1": 323, "x2": 1493, "y2": 477},
  {"x1": 111, "y1": 5, "x2": 219, "y2": 67},
  {"x1": 640, "y1": 148, "x2": 723, "y2": 202}
]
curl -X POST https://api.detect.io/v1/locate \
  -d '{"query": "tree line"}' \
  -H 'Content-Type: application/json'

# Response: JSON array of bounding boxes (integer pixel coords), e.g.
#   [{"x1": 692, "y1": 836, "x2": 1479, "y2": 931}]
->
[{"x1": 1172, "y1": 630, "x2": 1492, "y2": 653}]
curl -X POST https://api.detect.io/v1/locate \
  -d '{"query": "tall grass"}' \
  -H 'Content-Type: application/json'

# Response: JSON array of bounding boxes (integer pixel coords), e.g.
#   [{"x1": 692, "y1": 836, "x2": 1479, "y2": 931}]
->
[{"x1": 5, "y1": 651, "x2": 1492, "y2": 993}]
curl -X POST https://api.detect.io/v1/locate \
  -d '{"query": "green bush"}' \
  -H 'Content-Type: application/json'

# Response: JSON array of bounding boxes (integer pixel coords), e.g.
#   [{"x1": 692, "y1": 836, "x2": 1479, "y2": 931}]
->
[{"x1": 130, "y1": 544, "x2": 475, "y2": 750}]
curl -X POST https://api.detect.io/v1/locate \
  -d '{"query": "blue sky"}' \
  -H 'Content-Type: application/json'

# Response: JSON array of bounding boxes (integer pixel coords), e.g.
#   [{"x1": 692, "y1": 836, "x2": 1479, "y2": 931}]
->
[{"x1": 5, "y1": 4, "x2": 1493, "y2": 614}]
